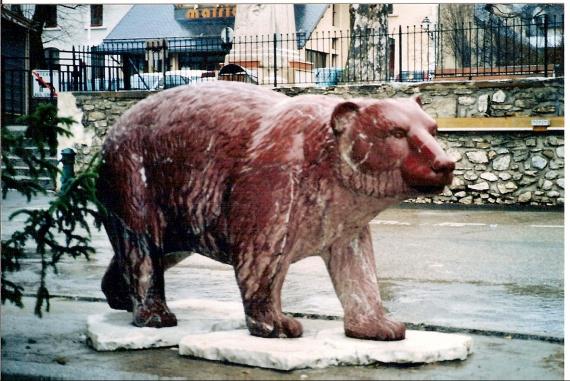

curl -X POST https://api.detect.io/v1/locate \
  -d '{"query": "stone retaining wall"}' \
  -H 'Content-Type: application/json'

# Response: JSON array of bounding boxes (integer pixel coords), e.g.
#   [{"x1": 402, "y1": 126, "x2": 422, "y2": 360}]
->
[
  {"x1": 59, "y1": 77, "x2": 564, "y2": 206},
  {"x1": 420, "y1": 131, "x2": 564, "y2": 206},
  {"x1": 275, "y1": 77, "x2": 564, "y2": 118},
  {"x1": 59, "y1": 91, "x2": 153, "y2": 169}
]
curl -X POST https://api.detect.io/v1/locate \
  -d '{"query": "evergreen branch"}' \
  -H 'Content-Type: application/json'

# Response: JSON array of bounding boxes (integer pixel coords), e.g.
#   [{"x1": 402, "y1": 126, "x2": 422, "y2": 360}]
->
[{"x1": 1, "y1": 102, "x2": 106, "y2": 316}]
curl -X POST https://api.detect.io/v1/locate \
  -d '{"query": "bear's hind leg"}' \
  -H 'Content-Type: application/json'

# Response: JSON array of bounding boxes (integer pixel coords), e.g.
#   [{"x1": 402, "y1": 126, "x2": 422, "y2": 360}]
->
[
  {"x1": 102, "y1": 255, "x2": 132, "y2": 311},
  {"x1": 324, "y1": 226, "x2": 405, "y2": 341},
  {"x1": 103, "y1": 213, "x2": 177, "y2": 328},
  {"x1": 234, "y1": 252, "x2": 302, "y2": 338},
  {"x1": 123, "y1": 226, "x2": 177, "y2": 328},
  {"x1": 101, "y1": 216, "x2": 133, "y2": 311}
]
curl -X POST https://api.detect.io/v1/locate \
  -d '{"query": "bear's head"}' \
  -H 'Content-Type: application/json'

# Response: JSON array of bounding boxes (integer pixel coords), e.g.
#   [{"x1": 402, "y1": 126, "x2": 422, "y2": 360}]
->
[{"x1": 331, "y1": 96, "x2": 455, "y2": 198}]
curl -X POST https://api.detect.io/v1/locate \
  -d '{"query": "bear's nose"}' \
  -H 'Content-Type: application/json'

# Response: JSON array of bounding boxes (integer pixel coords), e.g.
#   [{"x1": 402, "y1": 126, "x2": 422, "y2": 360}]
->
[{"x1": 432, "y1": 157, "x2": 455, "y2": 174}]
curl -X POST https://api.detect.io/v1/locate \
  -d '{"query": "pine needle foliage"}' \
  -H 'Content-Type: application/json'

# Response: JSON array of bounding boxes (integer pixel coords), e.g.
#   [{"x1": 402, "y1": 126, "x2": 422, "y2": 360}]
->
[{"x1": 1, "y1": 103, "x2": 106, "y2": 316}]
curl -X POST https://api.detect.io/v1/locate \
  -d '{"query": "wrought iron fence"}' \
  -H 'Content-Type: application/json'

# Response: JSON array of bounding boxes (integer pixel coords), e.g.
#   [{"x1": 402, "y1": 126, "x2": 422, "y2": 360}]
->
[
  {"x1": 2, "y1": 56, "x2": 58, "y2": 125},
  {"x1": 1, "y1": 16, "x2": 564, "y2": 123}
]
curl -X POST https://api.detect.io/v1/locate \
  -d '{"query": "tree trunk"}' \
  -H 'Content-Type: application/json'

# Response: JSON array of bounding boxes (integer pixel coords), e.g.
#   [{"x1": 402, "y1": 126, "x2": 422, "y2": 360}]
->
[
  {"x1": 439, "y1": 5, "x2": 474, "y2": 70},
  {"x1": 29, "y1": 5, "x2": 50, "y2": 69},
  {"x1": 346, "y1": 4, "x2": 389, "y2": 82}
]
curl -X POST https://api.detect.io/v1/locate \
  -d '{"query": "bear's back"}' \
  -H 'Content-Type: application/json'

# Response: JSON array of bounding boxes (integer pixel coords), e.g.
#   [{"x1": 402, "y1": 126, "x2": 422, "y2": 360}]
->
[{"x1": 103, "y1": 81, "x2": 288, "y2": 154}]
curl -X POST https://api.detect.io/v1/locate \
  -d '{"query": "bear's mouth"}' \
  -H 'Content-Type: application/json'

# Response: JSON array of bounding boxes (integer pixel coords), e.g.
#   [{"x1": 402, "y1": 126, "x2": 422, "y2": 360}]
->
[{"x1": 403, "y1": 169, "x2": 453, "y2": 196}]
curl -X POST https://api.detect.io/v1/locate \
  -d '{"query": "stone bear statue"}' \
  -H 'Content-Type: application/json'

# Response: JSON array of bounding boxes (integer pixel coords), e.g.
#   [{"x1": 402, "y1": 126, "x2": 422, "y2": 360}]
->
[{"x1": 97, "y1": 81, "x2": 455, "y2": 341}]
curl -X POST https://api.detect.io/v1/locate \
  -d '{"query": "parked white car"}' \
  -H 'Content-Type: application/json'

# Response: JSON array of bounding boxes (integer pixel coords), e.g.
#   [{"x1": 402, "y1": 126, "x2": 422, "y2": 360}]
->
[
  {"x1": 129, "y1": 72, "x2": 163, "y2": 90},
  {"x1": 128, "y1": 70, "x2": 216, "y2": 90},
  {"x1": 165, "y1": 69, "x2": 217, "y2": 86}
]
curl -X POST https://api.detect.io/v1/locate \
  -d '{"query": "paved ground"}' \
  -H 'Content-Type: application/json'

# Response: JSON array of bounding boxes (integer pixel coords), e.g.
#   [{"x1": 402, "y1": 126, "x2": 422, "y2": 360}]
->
[{"x1": 1, "y1": 191, "x2": 565, "y2": 379}]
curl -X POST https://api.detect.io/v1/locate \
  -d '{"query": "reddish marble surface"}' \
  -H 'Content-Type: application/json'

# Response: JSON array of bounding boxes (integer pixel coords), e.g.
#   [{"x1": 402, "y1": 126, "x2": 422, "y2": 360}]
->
[{"x1": 97, "y1": 82, "x2": 454, "y2": 340}]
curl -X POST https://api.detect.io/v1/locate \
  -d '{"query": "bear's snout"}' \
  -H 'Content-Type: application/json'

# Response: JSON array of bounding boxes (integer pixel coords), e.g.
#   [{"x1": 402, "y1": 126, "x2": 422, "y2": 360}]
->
[{"x1": 431, "y1": 156, "x2": 455, "y2": 175}]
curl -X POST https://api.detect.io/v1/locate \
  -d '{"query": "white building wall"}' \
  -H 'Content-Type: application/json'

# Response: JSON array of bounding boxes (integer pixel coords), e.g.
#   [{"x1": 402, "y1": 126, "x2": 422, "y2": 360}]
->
[
  {"x1": 42, "y1": 5, "x2": 132, "y2": 51},
  {"x1": 388, "y1": 4, "x2": 439, "y2": 80},
  {"x1": 40, "y1": 5, "x2": 131, "y2": 90}
]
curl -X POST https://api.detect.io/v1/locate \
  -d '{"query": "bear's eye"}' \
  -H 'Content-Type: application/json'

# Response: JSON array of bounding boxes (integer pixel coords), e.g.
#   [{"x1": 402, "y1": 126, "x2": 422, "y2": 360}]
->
[{"x1": 391, "y1": 128, "x2": 406, "y2": 139}]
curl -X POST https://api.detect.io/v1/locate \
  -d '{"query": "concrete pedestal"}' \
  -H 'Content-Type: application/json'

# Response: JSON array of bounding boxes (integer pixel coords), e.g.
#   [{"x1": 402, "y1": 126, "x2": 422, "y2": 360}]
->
[
  {"x1": 88, "y1": 298, "x2": 472, "y2": 370},
  {"x1": 86, "y1": 299, "x2": 245, "y2": 351},
  {"x1": 179, "y1": 327, "x2": 473, "y2": 370}
]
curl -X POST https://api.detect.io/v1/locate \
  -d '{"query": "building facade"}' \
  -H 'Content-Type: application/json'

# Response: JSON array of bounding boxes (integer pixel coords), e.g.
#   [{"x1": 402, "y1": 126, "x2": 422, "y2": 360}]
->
[
  {"x1": 387, "y1": 4, "x2": 439, "y2": 81},
  {"x1": 42, "y1": 4, "x2": 132, "y2": 51},
  {"x1": 2, "y1": 5, "x2": 36, "y2": 122},
  {"x1": 95, "y1": 3, "x2": 351, "y2": 85}
]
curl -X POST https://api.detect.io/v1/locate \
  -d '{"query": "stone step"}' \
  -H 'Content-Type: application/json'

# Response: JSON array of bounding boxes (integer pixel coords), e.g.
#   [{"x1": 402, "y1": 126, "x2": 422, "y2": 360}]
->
[
  {"x1": 9, "y1": 146, "x2": 58, "y2": 154},
  {"x1": 4, "y1": 155, "x2": 59, "y2": 168},
  {"x1": 3, "y1": 125, "x2": 59, "y2": 191},
  {"x1": 1, "y1": 165, "x2": 56, "y2": 177},
  {"x1": 5, "y1": 125, "x2": 28, "y2": 135},
  {"x1": 4, "y1": 125, "x2": 61, "y2": 153},
  {"x1": 9, "y1": 175, "x2": 56, "y2": 190}
]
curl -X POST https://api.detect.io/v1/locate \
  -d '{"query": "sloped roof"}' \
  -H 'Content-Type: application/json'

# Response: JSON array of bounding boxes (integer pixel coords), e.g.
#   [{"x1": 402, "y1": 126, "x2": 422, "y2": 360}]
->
[
  {"x1": 474, "y1": 3, "x2": 564, "y2": 23},
  {"x1": 105, "y1": 4, "x2": 328, "y2": 41},
  {"x1": 106, "y1": 5, "x2": 186, "y2": 40},
  {"x1": 294, "y1": 4, "x2": 329, "y2": 37},
  {"x1": 105, "y1": 4, "x2": 233, "y2": 40}
]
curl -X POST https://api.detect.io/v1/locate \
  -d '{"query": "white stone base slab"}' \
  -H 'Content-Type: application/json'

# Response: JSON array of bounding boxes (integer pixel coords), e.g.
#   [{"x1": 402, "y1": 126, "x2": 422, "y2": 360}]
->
[
  {"x1": 179, "y1": 326, "x2": 473, "y2": 370},
  {"x1": 87, "y1": 299, "x2": 246, "y2": 351}
]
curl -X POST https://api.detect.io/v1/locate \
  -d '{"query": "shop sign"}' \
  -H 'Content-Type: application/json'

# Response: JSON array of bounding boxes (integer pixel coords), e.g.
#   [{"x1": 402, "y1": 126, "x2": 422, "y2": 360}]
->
[
  {"x1": 32, "y1": 70, "x2": 59, "y2": 98},
  {"x1": 174, "y1": 4, "x2": 236, "y2": 20}
]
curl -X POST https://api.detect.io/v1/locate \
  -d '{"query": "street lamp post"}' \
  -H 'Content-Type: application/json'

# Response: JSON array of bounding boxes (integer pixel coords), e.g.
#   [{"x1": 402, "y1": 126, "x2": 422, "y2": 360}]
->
[{"x1": 421, "y1": 16, "x2": 435, "y2": 80}]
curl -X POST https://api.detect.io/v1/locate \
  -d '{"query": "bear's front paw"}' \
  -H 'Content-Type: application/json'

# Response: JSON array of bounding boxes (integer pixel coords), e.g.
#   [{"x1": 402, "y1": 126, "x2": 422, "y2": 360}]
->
[
  {"x1": 345, "y1": 316, "x2": 405, "y2": 341},
  {"x1": 246, "y1": 313, "x2": 303, "y2": 338},
  {"x1": 132, "y1": 300, "x2": 177, "y2": 328}
]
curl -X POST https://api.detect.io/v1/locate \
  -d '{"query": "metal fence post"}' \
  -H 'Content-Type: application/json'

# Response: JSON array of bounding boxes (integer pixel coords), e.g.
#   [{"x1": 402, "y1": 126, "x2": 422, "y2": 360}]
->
[
  {"x1": 398, "y1": 25, "x2": 402, "y2": 82},
  {"x1": 122, "y1": 54, "x2": 131, "y2": 90},
  {"x1": 60, "y1": 148, "x2": 76, "y2": 193},
  {"x1": 48, "y1": 49, "x2": 54, "y2": 99},
  {"x1": 1, "y1": 56, "x2": 5, "y2": 120},
  {"x1": 72, "y1": 45, "x2": 77, "y2": 91},
  {"x1": 162, "y1": 38, "x2": 167, "y2": 79},
  {"x1": 90, "y1": 47, "x2": 96, "y2": 91},
  {"x1": 273, "y1": 33, "x2": 278, "y2": 87},
  {"x1": 544, "y1": 15, "x2": 548, "y2": 77},
  {"x1": 384, "y1": 29, "x2": 389, "y2": 81}
]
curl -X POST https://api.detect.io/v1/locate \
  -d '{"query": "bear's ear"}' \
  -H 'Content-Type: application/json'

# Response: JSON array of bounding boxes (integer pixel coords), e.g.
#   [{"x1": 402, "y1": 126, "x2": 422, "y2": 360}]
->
[
  {"x1": 331, "y1": 101, "x2": 360, "y2": 136},
  {"x1": 412, "y1": 94, "x2": 423, "y2": 108}
]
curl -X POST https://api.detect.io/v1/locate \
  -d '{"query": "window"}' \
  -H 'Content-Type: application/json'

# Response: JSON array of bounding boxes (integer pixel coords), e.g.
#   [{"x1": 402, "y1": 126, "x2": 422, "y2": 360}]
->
[
  {"x1": 10, "y1": 5, "x2": 23, "y2": 16},
  {"x1": 178, "y1": 52, "x2": 225, "y2": 71},
  {"x1": 332, "y1": 38, "x2": 338, "y2": 50},
  {"x1": 306, "y1": 49, "x2": 327, "y2": 69},
  {"x1": 45, "y1": 6, "x2": 57, "y2": 28},
  {"x1": 91, "y1": 5, "x2": 103, "y2": 27},
  {"x1": 387, "y1": 4, "x2": 394, "y2": 15}
]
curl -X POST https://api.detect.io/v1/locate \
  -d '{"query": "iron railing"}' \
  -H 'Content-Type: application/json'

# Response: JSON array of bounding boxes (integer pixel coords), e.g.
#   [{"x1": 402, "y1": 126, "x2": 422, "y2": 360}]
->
[{"x1": 1, "y1": 16, "x2": 564, "y2": 124}]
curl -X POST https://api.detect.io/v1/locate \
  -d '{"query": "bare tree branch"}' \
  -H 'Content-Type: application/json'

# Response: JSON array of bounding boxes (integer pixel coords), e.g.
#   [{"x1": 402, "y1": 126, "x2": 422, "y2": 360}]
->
[{"x1": 59, "y1": 5, "x2": 82, "y2": 10}]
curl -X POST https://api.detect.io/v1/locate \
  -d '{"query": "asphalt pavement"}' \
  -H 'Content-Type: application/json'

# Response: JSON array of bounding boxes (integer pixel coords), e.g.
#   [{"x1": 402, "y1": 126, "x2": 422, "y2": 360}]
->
[{"x1": 1, "y1": 191, "x2": 565, "y2": 380}]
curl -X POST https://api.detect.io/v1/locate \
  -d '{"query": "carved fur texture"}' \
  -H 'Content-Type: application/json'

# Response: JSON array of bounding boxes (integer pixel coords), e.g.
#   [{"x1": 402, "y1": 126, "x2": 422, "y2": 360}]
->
[{"x1": 97, "y1": 81, "x2": 454, "y2": 339}]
